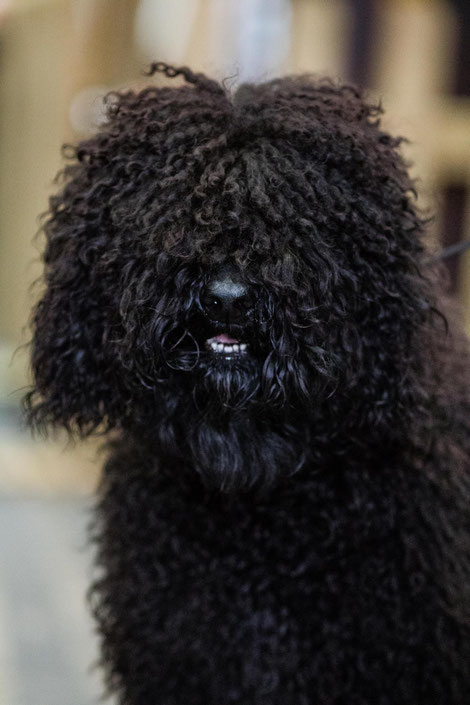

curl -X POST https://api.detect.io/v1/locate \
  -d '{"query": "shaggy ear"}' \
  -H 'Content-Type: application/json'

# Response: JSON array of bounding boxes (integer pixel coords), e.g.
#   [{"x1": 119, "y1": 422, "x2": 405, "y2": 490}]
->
[
  {"x1": 23, "y1": 64, "x2": 226, "y2": 436},
  {"x1": 24, "y1": 142, "x2": 121, "y2": 437}
]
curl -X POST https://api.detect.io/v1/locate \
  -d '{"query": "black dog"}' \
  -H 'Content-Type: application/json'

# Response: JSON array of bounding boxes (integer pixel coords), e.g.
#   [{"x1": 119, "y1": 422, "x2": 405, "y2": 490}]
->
[{"x1": 26, "y1": 63, "x2": 470, "y2": 704}]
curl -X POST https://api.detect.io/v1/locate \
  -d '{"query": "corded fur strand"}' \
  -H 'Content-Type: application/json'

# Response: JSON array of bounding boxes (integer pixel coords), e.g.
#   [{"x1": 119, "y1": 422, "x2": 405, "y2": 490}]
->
[{"x1": 24, "y1": 64, "x2": 470, "y2": 704}]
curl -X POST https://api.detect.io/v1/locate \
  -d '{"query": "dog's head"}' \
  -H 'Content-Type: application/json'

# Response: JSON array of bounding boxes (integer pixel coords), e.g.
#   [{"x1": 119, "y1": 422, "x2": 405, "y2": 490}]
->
[{"x1": 25, "y1": 64, "x2": 436, "y2": 491}]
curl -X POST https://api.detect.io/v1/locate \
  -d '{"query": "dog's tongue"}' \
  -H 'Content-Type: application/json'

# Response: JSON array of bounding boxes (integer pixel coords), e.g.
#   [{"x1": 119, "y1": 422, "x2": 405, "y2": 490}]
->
[{"x1": 214, "y1": 333, "x2": 239, "y2": 344}]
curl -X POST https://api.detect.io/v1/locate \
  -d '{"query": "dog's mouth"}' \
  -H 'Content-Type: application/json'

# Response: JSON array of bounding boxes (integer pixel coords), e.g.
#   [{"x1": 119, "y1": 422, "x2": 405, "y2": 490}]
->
[{"x1": 205, "y1": 333, "x2": 248, "y2": 356}]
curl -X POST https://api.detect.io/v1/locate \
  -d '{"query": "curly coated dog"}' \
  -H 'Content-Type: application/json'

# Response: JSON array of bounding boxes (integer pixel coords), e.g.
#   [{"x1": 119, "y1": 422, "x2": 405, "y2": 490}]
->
[{"x1": 25, "y1": 63, "x2": 470, "y2": 704}]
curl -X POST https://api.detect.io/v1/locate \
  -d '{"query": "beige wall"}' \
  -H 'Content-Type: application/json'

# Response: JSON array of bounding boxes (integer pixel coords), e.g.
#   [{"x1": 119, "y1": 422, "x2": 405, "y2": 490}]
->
[
  {"x1": 0, "y1": 0, "x2": 139, "y2": 348},
  {"x1": 0, "y1": 1, "x2": 69, "y2": 347}
]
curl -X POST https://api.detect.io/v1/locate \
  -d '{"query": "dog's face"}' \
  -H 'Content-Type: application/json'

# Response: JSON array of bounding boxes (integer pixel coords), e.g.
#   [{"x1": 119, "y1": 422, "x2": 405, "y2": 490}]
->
[
  {"x1": 145, "y1": 256, "x2": 323, "y2": 416},
  {"x1": 25, "y1": 65, "x2": 434, "y2": 491},
  {"x1": 170, "y1": 262, "x2": 267, "y2": 406}
]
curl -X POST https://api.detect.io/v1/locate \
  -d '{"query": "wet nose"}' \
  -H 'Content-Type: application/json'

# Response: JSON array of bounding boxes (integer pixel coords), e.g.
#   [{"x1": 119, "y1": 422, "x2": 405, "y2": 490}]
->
[{"x1": 201, "y1": 273, "x2": 253, "y2": 325}]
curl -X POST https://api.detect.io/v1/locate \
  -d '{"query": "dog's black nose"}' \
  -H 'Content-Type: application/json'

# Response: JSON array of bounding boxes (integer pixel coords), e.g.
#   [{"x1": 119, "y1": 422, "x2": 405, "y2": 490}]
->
[{"x1": 201, "y1": 272, "x2": 253, "y2": 325}]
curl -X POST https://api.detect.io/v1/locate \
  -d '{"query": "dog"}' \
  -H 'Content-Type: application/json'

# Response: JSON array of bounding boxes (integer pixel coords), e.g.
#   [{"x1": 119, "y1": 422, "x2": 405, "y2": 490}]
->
[{"x1": 25, "y1": 63, "x2": 470, "y2": 704}]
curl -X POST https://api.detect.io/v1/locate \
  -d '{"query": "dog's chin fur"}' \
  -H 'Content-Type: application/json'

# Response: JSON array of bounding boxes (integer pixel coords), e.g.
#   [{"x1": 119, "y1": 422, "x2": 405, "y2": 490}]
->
[
  {"x1": 156, "y1": 352, "x2": 311, "y2": 494},
  {"x1": 189, "y1": 351, "x2": 262, "y2": 412},
  {"x1": 186, "y1": 412, "x2": 309, "y2": 494}
]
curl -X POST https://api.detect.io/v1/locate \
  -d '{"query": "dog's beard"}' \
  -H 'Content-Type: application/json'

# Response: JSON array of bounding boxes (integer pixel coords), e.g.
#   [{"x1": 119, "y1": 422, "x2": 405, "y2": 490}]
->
[
  {"x1": 191, "y1": 352, "x2": 260, "y2": 412},
  {"x1": 149, "y1": 306, "x2": 317, "y2": 492},
  {"x1": 186, "y1": 411, "x2": 309, "y2": 494},
  {"x1": 163, "y1": 351, "x2": 311, "y2": 493}
]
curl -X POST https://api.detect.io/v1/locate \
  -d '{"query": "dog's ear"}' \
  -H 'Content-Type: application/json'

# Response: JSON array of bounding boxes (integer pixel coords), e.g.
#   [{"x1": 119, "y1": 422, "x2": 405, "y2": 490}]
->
[
  {"x1": 24, "y1": 140, "x2": 122, "y2": 437},
  {"x1": 23, "y1": 65, "x2": 228, "y2": 437}
]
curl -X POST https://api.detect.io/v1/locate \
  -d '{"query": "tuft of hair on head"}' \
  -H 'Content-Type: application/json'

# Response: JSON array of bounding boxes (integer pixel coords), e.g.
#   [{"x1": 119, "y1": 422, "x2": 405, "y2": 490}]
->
[{"x1": 144, "y1": 61, "x2": 226, "y2": 96}]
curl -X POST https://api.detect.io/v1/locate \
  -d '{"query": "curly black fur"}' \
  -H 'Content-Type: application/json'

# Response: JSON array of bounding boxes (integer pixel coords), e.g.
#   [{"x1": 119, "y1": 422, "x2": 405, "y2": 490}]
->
[{"x1": 25, "y1": 62, "x2": 470, "y2": 703}]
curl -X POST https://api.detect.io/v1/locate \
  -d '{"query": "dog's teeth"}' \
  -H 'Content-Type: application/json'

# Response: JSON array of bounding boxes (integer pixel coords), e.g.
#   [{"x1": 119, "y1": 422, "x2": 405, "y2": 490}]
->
[{"x1": 206, "y1": 338, "x2": 248, "y2": 354}]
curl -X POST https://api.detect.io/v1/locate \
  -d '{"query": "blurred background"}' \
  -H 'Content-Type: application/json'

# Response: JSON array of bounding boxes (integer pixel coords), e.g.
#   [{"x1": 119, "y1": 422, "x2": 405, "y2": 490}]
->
[{"x1": 0, "y1": 1, "x2": 469, "y2": 703}]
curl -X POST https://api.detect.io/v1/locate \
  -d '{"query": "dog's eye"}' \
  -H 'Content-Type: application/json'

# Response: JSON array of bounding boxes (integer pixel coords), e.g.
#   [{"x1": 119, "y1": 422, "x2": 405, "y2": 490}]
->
[
  {"x1": 201, "y1": 294, "x2": 221, "y2": 312},
  {"x1": 208, "y1": 299, "x2": 221, "y2": 314}
]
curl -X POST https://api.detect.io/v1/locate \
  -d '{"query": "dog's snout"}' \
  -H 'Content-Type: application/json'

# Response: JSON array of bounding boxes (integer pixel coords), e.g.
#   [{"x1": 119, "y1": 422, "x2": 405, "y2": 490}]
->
[{"x1": 201, "y1": 273, "x2": 253, "y2": 325}]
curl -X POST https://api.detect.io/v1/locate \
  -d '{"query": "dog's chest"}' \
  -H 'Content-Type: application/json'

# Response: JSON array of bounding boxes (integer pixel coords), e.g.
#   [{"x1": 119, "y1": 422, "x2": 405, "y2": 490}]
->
[
  {"x1": 103, "y1": 459, "x2": 403, "y2": 634},
  {"x1": 97, "y1": 453, "x2": 449, "y2": 702}
]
